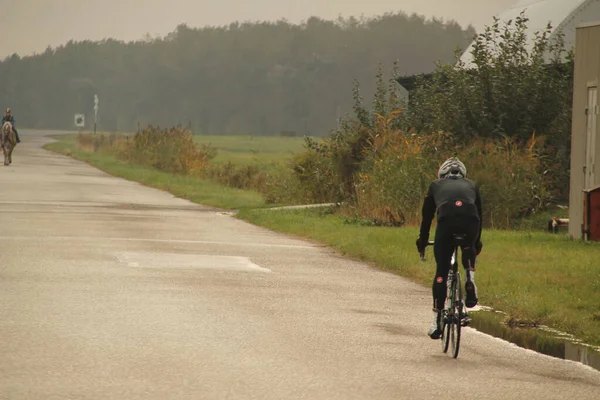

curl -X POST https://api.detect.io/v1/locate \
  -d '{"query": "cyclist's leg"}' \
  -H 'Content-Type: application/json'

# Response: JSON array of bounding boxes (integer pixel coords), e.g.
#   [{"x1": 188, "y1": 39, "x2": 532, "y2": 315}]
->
[
  {"x1": 460, "y1": 226, "x2": 478, "y2": 275},
  {"x1": 432, "y1": 223, "x2": 454, "y2": 309},
  {"x1": 460, "y1": 222, "x2": 480, "y2": 307},
  {"x1": 428, "y1": 223, "x2": 454, "y2": 339}
]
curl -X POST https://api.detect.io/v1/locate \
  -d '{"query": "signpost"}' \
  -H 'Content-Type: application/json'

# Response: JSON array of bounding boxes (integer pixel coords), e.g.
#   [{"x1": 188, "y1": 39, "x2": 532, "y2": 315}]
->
[
  {"x1": 73, "y1": 94, "x2": 98, "y2": 134},
  {"x1": 94, "y1": 94, "x2": 99, "y2": 134}
]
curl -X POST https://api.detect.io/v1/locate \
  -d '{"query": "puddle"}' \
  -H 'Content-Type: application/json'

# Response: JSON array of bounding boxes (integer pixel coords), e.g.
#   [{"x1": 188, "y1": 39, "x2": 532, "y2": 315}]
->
[{"x1": 470, "y1": 309, "x2": 600, "y2": 371}]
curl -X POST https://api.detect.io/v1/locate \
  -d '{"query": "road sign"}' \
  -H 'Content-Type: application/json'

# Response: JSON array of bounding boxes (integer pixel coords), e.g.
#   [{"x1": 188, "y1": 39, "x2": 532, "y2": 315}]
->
[{"x1": 75, "y1": 114, "x2": 85, "y2": 128}]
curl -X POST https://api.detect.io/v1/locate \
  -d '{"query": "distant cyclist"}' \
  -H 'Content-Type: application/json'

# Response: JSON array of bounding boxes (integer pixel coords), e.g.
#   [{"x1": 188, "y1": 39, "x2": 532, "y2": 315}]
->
[
  {"x1": 2, "y1": 108, "x2": 21, "y2": 143},
  {"x1": 416, "y1": 157, "x2": 483, "y2": 339}
]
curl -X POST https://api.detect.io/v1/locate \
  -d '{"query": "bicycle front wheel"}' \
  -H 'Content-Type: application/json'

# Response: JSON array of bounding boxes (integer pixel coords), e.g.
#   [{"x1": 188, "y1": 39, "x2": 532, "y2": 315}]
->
[
  {"x1": 441, "y1": 308, "x2": 450, "y2": 353},
  {"x1": 441, "y1": 272, "x2": 454, "y2": 353},
  {"x1": 449, "y1": 272, "x2": 462, "y2": 358}
]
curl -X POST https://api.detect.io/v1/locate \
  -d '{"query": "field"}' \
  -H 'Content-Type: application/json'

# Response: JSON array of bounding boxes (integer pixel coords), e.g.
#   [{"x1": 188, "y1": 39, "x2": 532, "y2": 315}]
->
[{"x1": 193, "y1": 134, "x2": 306, "y2": 165}]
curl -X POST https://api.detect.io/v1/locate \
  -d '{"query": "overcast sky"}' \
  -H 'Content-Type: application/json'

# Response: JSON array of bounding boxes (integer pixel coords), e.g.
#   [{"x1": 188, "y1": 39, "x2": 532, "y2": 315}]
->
[{"x1": 2, "y1": 0, "x2": 518, "y2": 58}]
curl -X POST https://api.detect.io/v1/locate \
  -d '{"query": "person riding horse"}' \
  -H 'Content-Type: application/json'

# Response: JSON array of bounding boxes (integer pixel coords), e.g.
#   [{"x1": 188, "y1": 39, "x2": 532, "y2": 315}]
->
[
  {"x1": 1, "y1": 119, "x2": 17, "y2": 166},
  {"x1": 2, "y1": 108, "x2": 21, "y2": 143}
]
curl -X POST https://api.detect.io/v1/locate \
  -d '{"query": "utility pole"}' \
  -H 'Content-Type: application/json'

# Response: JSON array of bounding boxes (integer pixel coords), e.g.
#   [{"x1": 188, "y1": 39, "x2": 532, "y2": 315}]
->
[{"x1": 94, "y1": 94, "x2": 99, "y2": 134}]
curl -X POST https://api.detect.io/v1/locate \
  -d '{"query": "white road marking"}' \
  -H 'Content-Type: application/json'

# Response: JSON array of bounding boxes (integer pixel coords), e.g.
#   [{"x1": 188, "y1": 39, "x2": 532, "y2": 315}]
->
[{"x1": 116, "y1": 252, "x2": 272, "y2": 272}]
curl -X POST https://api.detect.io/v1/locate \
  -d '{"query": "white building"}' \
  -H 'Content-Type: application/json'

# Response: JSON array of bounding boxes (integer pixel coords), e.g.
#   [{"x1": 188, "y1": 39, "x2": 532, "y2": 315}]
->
[{"x1": 460, "y1": 0, "x2": 600, "y2": 67}]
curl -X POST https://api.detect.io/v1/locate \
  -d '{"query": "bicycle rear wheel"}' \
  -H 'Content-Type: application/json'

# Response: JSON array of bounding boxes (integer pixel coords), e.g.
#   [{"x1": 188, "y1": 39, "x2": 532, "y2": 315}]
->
[{"x1": 449, "y1": 272, "x2": 462, "y2": 358}]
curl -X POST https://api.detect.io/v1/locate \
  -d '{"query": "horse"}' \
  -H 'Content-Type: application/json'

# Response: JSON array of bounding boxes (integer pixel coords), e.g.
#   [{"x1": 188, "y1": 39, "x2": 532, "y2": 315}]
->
[{"x1": 1, "y1": 121, "x2": 16, "y2": 166}]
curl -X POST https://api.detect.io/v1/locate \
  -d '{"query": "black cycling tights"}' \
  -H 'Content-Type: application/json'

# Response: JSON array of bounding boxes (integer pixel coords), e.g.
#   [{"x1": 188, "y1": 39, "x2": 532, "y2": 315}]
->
[{"x1": 432, "y1": 221, "x2": 479, "y2": 310}]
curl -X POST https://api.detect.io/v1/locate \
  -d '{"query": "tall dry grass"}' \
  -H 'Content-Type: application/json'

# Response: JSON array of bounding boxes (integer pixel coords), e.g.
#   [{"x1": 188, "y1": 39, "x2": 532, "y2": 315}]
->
[
  {"x1": 347, "y1": 113, "x2": 550, "y2": 228},
  {"x1": 77, "y1": 126, "x2": 214, "y2": 175}
]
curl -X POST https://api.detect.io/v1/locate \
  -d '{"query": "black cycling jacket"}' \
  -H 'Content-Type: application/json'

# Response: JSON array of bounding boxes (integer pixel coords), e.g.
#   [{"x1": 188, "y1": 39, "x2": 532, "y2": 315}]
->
[{"x1": 419, "y1": 177, "x2": 483, "y2": 242}]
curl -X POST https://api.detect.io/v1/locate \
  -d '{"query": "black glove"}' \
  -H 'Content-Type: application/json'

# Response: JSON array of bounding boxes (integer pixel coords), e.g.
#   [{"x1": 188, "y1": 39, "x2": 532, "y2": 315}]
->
[
  {"x1": 416, "y1": 237, "x2": 427, "y2": 254},
  {"x1": 476, "y1": 241, "x2": 483, "y2": 255}
]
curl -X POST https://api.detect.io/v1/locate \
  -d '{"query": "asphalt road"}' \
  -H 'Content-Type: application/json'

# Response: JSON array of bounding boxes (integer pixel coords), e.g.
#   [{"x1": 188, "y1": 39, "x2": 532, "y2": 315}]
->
[{"x1": 1, "y1": 130, "x2": 599, "y2": 399}]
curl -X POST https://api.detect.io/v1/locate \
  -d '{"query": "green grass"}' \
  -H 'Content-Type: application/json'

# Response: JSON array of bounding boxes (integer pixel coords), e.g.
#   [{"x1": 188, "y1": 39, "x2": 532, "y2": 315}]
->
[
  {"x1": 237, "y1": 207, "x2": 600, "y2": 346},
  {"x1": 512, "y1": 207, "x2": 569, "y2": 231},
  {"x1": 44, "y1": 135, "x2": 265, "y2": 210},
  {"x1": 193, "y1": 134, "x2": 305, "y2": 165}
]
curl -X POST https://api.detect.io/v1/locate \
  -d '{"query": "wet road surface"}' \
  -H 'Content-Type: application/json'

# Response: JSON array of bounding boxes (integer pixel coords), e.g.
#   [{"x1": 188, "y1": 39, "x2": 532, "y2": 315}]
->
[{"x1": 1, "y1": 130, "x2": 599, "y2": 399}]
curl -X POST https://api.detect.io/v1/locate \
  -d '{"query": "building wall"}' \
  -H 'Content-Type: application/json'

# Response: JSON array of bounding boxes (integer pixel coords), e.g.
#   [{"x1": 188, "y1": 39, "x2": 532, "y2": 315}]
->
[
  {"x1": 569, "y1": 23, "x2": 600, "y2": 239},
  {"x1": 558, "y1": 1, "x2": 600, "y2": 56}
]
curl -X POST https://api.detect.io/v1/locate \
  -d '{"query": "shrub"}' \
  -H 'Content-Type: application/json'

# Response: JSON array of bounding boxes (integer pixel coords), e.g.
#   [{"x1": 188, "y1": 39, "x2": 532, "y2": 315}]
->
[
  {"x1": 124, "y1": 126, "x2": 213, "y2": 174},
  {"x1": 77, "y1": 126, "x2": 216, "y2": 175},
  {"x1": 289, "y1": 12, "x2": 571, "y2": 227},
  {"x1": 348, "y1": 117, "x2": 550, "y2": 228},
  {"x1": 343, "y1": 112, "x2": 436, "y2": 225},
  {"x1": 401, "y1": 12, "x2": 573, "y2": 200}
]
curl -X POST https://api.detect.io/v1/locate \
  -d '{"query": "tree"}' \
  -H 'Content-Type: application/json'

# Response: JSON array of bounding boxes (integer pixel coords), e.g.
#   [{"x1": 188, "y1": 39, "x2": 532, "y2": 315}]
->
[
  {"x1": 0, "y1": 12, "x2": 474, "y2": 135},
  {"x1": 402, "y1": 11, "x2": 574, "y2": 200}
]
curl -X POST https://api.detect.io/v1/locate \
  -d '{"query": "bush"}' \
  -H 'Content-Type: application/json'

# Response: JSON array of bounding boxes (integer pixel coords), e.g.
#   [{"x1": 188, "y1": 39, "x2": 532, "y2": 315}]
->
[
  {"x1": 289, "y1": 12, "x2": 572, "y2": 228},
  {"x1": 202, "y1": 160, "x2": 310, "y2": 205},
  {"x1": 292, "y1": 134, "x2": 354, "y2": 204},
  {"x1": 346, "y1": 113, "x2": 441, "y2": 226},
  {"x1": 291, "y1": 66, "x2": 401, "y2": 205},
  {"x1": 464, "y1": 135, "x2": 550, "y2": 228},
  {"x1": 77, "y1": 126, "x2": 216, "y2": 175},
  {"x1": 77, "y1": 132, "x2": 122, "y2": 153},
  {"x1": 342, "y1": 112, "x2": 549, "y2": 229},
  {"x1": 401, "y1": 12, "x2": 573, "y2": 199},
  {"x1": 124, "y1": 126, "x2": 213, "y2": 174}
]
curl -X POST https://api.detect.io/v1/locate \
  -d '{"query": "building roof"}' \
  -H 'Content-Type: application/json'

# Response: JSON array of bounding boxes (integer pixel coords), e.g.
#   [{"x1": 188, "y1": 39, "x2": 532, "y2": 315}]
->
[{"x1": 460, "y1": 0, "x2": 600, "y2": 66}]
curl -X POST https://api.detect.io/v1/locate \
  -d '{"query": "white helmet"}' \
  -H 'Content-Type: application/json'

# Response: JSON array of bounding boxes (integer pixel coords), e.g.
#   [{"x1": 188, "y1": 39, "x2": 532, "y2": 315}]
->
[{"x1": 438, "y1": 157, "x2": 467, "y2": 179}]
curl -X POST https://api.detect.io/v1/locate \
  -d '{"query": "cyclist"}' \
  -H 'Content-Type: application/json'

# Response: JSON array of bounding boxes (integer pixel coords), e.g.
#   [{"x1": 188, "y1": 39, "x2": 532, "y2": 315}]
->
[
  {"x1": 416, "y1": 157, "x2": 483, "y2": 339},
  {"x1": 2, "y1": 108, "x2": 21, "y2": 143}
]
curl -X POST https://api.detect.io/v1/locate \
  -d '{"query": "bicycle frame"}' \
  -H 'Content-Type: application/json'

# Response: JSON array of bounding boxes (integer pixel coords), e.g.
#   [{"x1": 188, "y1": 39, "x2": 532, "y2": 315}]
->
[
  {"x1": 420, "y1": 236, "x2": 470, "y2": 358},
  {"x1": 444, "y1": 243, "x2": 462, "y2": 357}
]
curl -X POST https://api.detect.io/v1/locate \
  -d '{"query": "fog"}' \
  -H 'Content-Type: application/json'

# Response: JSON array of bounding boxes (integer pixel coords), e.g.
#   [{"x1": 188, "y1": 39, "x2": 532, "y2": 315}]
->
[{"x1": 2, "y1": 0, "x2": 517, "y2": 57}]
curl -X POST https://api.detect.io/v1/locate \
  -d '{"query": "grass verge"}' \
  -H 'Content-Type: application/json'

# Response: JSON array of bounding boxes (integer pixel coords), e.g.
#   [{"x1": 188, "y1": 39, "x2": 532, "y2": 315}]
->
[
  {"x1": 44, "y1": 135, "x2": 265, "y2": 210},
  {"x1": 237, "y1": 207, "x2": 600, "y2": 346}
]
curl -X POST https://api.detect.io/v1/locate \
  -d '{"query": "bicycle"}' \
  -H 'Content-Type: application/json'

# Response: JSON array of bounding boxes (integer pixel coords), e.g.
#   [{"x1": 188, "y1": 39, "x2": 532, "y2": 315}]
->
[{"x1": 420, "y1": 233, "x2": 472, "y2": 359}]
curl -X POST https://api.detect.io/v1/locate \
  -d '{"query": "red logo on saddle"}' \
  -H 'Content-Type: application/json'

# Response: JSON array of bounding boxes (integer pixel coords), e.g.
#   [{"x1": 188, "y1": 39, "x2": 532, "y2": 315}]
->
[
  {"x1": 455, "y1": 200, "x2": 463, "y2": 207},
  {"x1": 436, "y1": 277, "x2": 443, "y2": 283}
]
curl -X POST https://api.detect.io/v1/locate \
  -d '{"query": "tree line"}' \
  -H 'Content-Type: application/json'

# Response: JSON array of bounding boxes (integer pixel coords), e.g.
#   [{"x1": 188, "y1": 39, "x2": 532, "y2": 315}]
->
[{"x1": 0, "y1": 13, "x2": 475, "y2": 135}]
